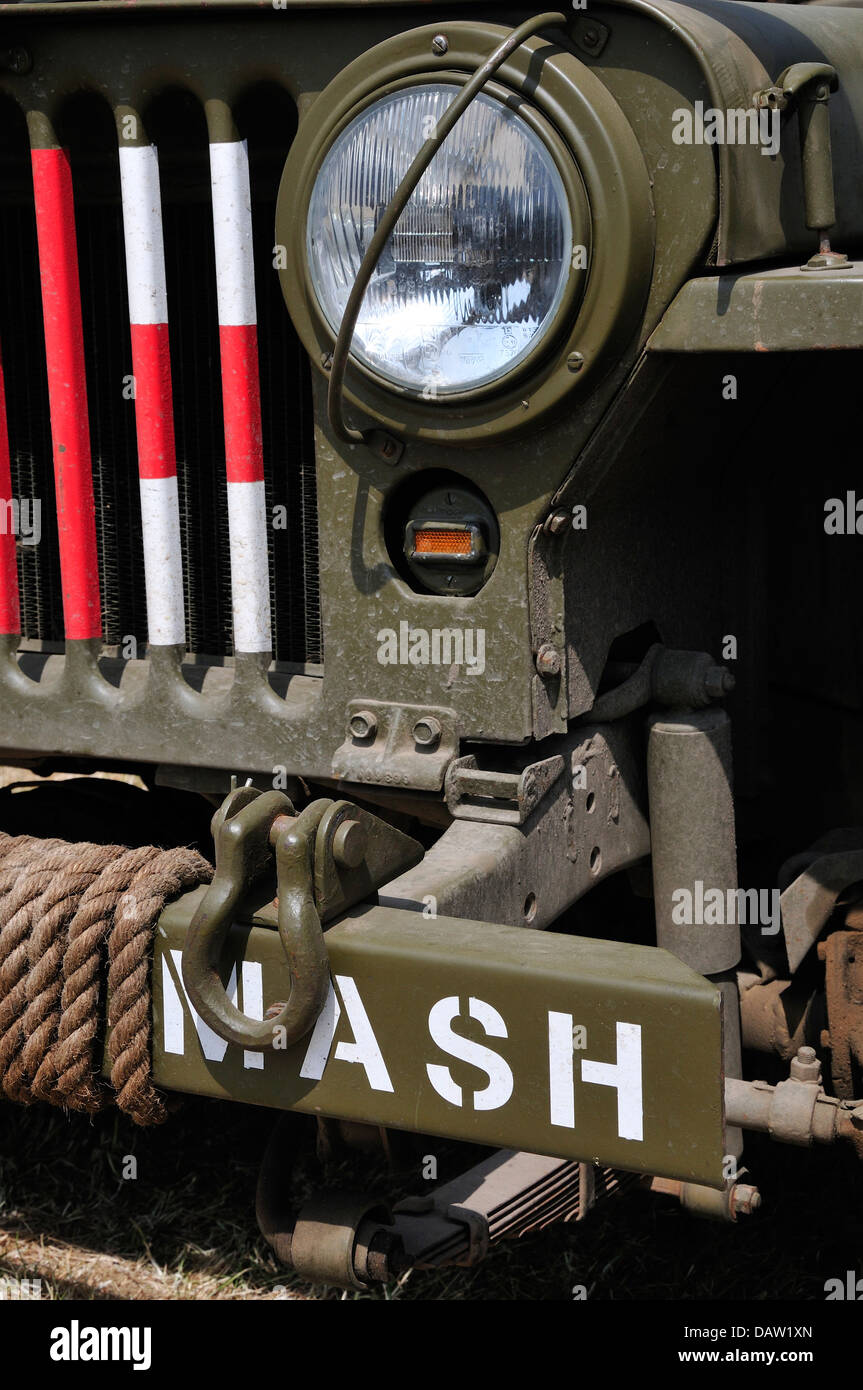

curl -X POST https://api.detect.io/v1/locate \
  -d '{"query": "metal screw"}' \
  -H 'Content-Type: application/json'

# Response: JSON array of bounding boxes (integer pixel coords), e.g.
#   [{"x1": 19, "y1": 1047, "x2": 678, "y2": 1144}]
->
[
  {"x1": 535, "y1": 644, "x2": 561, "y2": 677},
  {"x1": 582, "y1": 27, "x2": 599, "y2": 48},
  {"x1": 704, "y1": 665, "x2": 735, "y2": 699},
  {"x1": 544, "y1": 510, "x2": 570, "y2": 536},
  {"x1": 730, "y1": 1183, "x2": 761, "y2": 1218},
  {"x1": 413, "y1": 716, "x2": 442, "y2": 750},
  {"x1": 566, "y1": 352, "x2": 585, "y2": 373},
  {"x1": 349, "y1": 709, "x2": 377, "y2": 740},
  {"x1": 320, "y1": 352, "x2": 333, "y2": 371},
  {"x1": 332, "y1": 818, "x2": 367, "y2": 869},
  {"x1": 790, "y1": 1044, "x2": 822, "y2": 1084},
  {"x1": 521, "y1": 398, "x2": 530, "y2": 410},
  {"x1": 381, "y1": 438, "x2": 397, "y2": 460},
  {"x1": 432, "y1": 34, "x2": 449, "y2": 55}
]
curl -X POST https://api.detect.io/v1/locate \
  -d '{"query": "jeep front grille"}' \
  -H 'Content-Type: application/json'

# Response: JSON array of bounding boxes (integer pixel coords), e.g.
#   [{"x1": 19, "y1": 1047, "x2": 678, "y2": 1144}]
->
[{"x1": 0, "y1": 86, "x2": 321, "y2": 667}]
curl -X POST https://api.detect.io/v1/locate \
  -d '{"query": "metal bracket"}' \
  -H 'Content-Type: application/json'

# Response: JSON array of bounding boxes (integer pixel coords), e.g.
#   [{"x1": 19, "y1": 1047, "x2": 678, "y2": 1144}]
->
[
  {"x1": 313, "y1": 798, "x2": 424, "y2": 922},
  {"x1": 445, "y1": 753, "x2": 564, "y2": 824},
  {"x1": 571, "y1": 14, "x2": 610, "y2": 59},
  {"x1": 290, "y1": 1193, "x2": 397, "y2": 1291},
  {"x1": 778, "y1": 842, "x2": 863, "y2": 973},
  {"x1": 332, "y1": 699, "x2": 459, "y2": 792}
]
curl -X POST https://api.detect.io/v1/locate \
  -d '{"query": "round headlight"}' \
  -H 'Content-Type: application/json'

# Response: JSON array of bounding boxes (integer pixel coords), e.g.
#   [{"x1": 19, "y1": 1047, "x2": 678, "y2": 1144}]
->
[{"x1": 306, "y1": 83, "x2": 573, "y2": 398}]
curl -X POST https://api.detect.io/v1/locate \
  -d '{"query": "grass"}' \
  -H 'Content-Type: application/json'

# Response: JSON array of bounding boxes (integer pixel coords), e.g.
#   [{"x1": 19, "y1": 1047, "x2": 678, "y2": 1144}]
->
[{"x1": 1, "y1": 1093, "x2": 861, "y2": 1301}]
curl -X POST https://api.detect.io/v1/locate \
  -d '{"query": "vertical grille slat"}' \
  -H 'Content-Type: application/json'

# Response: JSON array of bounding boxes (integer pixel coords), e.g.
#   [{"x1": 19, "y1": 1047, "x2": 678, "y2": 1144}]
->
[{"x1": 30, "y1": 134, "x2": 103, "y2": 641}]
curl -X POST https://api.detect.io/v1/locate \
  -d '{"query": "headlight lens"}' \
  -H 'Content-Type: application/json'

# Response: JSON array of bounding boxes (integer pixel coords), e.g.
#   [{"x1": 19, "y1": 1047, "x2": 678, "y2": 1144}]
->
[{"x1": 307, "y1": 83, "x2": 573, "y2": 397}]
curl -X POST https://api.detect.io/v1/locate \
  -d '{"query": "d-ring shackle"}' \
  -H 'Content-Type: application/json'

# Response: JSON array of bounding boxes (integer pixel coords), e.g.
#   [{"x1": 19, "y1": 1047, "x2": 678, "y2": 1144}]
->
[{"x1": 181, "y1": 790, "x2": 332, "y2": 1051}]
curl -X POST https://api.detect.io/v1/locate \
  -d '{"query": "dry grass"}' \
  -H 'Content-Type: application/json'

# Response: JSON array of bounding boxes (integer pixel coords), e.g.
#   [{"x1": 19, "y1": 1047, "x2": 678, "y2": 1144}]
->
[{"x1": 1, "y1": 1095, "x2": 862, "y2": 1302}]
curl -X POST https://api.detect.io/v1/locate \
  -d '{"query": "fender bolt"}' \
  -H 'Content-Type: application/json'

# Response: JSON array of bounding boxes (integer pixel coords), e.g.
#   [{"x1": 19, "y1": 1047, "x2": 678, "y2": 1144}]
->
[
  {"x1": 536, "y1": 644, "x2": 561, "y2": 677},
  {"x1": 413, "y1": 716, "x2": 442, "y2": 749}
]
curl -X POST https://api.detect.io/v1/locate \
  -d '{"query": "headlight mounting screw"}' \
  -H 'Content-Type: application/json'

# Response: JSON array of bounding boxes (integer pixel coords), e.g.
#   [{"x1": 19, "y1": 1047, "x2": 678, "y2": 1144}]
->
[
  {"x1": 544, "y1": 510, "x2": 570, "y2": 536},
  {"x1": 432, "y1": 34, "x2": 449, "y2": 55},
  {"x1": 567, "y1": 352, "x2": 585, "y2": 373}
]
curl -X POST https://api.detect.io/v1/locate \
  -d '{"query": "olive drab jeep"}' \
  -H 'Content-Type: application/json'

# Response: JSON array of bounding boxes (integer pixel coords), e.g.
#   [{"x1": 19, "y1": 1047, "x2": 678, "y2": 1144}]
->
[{"x1": 1, "y1": 0, "x2": 863, "y2": 1288}]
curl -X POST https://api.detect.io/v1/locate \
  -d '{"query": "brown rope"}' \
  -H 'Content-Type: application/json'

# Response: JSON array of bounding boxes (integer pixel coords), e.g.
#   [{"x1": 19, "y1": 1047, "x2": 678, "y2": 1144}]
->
[
  {"x1": 0, "y1": 830, "x2": 212, "y2": 1123},
  {"x1": 108, "y1": 848, "x2": 211, "y2": 1126},
  {"x1": 53, "y1": 845, "x2": 161, "y2": 1113}
]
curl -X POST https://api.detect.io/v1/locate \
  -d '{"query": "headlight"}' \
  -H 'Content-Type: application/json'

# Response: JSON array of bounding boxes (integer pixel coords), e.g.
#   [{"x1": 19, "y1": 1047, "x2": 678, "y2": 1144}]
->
[{"x1": 306, "y1": 83, "x2": 573, "y2": 398}]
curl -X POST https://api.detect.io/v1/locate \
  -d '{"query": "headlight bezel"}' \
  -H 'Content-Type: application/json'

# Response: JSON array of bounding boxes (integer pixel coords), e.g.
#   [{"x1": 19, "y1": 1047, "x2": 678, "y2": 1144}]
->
[{"x1": 277, "y1": 21, "x2": 654, "y2": 445}]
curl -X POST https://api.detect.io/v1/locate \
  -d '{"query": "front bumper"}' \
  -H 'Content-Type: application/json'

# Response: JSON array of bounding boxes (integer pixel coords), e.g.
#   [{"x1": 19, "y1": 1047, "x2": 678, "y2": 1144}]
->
[{"x1": 145, "y1": 894, "x2": 727, "y2": 1189}]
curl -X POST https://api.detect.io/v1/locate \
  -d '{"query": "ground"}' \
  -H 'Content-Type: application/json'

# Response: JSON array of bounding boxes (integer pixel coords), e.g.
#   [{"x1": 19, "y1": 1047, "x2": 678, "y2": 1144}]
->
[{"x1": 0, "y1": 1095, "x2": 861, "y2": 1301}]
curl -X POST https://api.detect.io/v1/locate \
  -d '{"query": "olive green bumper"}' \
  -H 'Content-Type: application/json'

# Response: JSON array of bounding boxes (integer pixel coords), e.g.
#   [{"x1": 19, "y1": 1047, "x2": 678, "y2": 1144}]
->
[{"x1": 143, "y1": 893, "x2": 727, "y2": 1189}]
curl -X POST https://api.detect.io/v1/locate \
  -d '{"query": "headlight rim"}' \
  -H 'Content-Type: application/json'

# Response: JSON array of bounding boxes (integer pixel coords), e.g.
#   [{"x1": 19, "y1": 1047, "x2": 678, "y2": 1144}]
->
[
  {"x1": 302, "y1": 74, "x2": 590, "y2": 406},
  {"x1": 276, "y1": 20, "x2": 654, "y2": 446}
]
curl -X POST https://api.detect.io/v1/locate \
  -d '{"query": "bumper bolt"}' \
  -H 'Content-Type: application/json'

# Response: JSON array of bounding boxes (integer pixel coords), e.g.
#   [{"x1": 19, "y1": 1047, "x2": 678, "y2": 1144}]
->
[
  {"x1": 413, "y1": 716, "x2": 442, "y2": 750},
  {"x1": 790, "y1": 1044, "x2": 822, "y2": 1083},
  {"x1": 333, "y1": 819, "x2": 367, "y2": 869},
  {"x1": 536, "y1": 644, "x2": 562, "y2": 677},
  {"x1": 349, "y1": 710, "x2": 377, "y2": 740},
  {"x1": 730, "y1": 1183, "x2": 762, "y2": 1218}
]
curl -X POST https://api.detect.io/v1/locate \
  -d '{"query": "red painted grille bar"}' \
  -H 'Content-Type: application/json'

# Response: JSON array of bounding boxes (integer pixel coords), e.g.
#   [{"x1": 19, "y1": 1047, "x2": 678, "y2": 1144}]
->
[{"x1": 30, "y1": 145, "x2": 102, "y2": 641}]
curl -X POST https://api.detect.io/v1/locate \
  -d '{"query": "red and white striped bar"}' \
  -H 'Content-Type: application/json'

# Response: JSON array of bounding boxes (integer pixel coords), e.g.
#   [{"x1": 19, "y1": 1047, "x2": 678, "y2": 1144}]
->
[
  {"x1": 0, "y1": 341, "x2": 20, "y2": 637},
  {"x1": 209, "y1": 137, "x2": 272, "y2": 655},
  {"x1": 118, "y1": 141, "x2": 186, "y2": 649},
  {"x1": 31, "y1": 145, "x2": 102, "y2": 641}
]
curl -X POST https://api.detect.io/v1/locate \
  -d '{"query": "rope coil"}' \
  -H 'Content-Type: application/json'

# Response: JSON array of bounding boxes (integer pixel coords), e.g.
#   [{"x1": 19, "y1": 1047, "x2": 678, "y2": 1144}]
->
[{"x1": 0, "y1": 831, "x2": 212, "y2": 1125}]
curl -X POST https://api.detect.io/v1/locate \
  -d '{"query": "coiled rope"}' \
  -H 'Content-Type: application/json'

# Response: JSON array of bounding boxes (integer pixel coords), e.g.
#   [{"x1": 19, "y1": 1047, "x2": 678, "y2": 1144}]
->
[{"x1": 0, "y1": 831, "x2": 212, "y2": 1125}]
